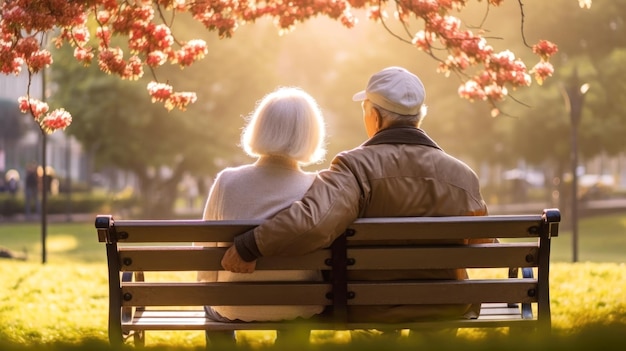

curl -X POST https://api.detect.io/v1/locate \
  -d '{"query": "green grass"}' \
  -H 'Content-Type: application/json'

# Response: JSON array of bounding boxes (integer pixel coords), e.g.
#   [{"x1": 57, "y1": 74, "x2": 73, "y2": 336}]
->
[
  {"x1": 3, "y1": 211, "x2": 625, "y2": 264},
  {"x1": 551, "y1": 214, "x2": 626, "y2": 262},
  {"x1": 0, "y1": 222, "x2": 105, "y2": 264},
  {"x1": 0, "y1": 213, "x2": 625, "y2": 349}
]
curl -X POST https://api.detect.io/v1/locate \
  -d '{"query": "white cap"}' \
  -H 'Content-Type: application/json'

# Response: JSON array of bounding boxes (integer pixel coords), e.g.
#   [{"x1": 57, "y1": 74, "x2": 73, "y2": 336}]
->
[{"x1": 352, "y1": 66, "x2": 425, "y2": 115}]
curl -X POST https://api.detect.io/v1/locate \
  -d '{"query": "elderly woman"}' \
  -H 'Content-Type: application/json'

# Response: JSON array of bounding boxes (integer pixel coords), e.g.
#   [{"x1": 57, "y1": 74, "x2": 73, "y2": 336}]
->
[{"x1": 197, "y1": 86, "x2": 327, "y2": 345}]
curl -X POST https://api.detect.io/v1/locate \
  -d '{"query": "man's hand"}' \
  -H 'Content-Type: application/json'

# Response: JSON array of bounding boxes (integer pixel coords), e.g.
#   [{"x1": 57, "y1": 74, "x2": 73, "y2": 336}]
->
[{"x1": 221, "y1": 245, "x2": 257, "y2": 273}]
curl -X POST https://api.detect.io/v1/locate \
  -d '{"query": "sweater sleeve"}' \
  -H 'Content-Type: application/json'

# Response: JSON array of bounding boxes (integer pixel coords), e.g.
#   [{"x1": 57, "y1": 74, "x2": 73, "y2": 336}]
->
[
  {"x1": 197, "y1": 175, "x2": 226, "y2": 282},
  {"x1": 202, "y1": 174, "x2": 224, "y2": 220},
  {"x1": 234, "y1": 230, "x2": 263, "y2": 261}
]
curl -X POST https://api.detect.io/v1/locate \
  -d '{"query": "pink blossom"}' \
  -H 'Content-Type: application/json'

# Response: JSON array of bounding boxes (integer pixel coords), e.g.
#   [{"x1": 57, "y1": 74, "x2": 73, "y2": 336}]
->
[
  {"x1": 146, "y1": 51, "x2": 168, "y2": 67},
  {"x1": 96, "y1": 26, "x2": 112, "y2": 47},
  {"x1": 532, "y1": 40, "x2": 559, "y2": 60},
  {"x1": 74, "y1": 47, "x2": 94, "y2": 64},
  {"x1": 124, "y1": 56, "x2": 144, "y2": 80},
  {"x1": 40, "y1": 109, "x2": 72, "y2": 133},
  {"x1": 174, "y1": 40, "x2": 208, "y2": 67},
  {"x1": 164, "y1": 92, "x2": 198, "y2": 112},
  {"x1": 147, "y1": 81, "x2": 173, "y2": 103},
  {"x1": 18, "y1": 97, "x2": 49, "y2": 119},
  {"x1": 98, "y1": 47, "x2": 126, "y2": 75},
  {"x1": 530, "y1": 61, "x2": 555, "y2": 85},
  {"x1": 97, "y1": 10, "x2": 111, "y2": 24},
  {"x1": 458, "y1": 80, "x2": 487, "y2": 102},
  {"x1": 412, "y1": 30, "x2": 435, "y2": 51},
  {"x1": 0, "y1": 0, "x2": 560, "y2": 129},
  {"x1": 26, "y1": 50, "x2": 53, "y2": 73},
  {"x1": 72, "y1": 26, "x2": 90, "y2": 44}
]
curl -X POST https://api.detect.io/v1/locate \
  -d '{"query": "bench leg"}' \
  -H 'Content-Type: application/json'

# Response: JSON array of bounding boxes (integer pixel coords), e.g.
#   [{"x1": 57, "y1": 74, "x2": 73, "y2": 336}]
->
[
  {"x1": 133, "y1": 331, "x2": 145, "y2": 347},
  {"x1": 109, "y1": 328, "x2": 123, "y2": 347}
]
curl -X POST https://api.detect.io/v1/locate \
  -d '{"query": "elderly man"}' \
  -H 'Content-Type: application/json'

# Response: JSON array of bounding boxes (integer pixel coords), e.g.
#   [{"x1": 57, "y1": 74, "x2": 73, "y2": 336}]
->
[{"x1": 222, "y1": 66, "x2": 490, "y2": 326}]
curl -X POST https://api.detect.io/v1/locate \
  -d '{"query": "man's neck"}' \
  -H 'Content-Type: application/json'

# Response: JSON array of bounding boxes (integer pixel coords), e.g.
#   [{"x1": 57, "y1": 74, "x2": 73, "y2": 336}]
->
[{"x1": 363, "y1": 126, "x2": 442, "y2": 151}]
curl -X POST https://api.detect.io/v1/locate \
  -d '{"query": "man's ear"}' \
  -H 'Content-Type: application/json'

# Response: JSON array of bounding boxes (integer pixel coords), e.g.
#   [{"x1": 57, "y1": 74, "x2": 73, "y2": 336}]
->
[{"x1": 374, "y1": 108, "x2": 383, "y2": 130}]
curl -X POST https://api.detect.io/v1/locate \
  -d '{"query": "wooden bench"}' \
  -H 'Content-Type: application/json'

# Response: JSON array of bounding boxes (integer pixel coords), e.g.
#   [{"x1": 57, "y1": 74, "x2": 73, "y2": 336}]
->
[{"x1": 95, "y1": 208, "x2": 560, "y2": 347}]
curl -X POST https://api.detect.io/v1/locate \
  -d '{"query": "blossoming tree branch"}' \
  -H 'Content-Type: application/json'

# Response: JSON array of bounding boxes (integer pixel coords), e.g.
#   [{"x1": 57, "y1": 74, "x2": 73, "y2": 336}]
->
[{"x1": 1, "y1": 0, "x2": 589, "y2": 133}]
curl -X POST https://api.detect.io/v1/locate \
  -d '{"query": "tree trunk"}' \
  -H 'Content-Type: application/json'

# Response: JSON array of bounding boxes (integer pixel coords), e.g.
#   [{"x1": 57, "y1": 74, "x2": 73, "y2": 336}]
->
[{"x1": 136, "y1": 164, "x2": 187, "y2": 219}]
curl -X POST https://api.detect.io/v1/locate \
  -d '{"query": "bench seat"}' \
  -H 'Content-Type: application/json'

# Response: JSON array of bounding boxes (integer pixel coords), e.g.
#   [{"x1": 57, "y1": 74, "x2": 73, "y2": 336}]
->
[{"x1": 124, "y1": 303, "x2": 533, "y2": 332}]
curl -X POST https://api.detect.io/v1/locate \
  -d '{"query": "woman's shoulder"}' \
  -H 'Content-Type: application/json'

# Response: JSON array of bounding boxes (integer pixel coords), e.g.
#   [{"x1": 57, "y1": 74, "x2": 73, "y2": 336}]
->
[{"x1": 217, "y1": 163, "x2": 255, "y2": 176}]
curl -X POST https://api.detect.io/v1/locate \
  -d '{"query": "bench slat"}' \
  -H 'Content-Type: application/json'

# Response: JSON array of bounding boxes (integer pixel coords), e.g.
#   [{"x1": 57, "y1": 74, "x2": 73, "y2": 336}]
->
[
  {"x1": 123, "y1": 318, "x2": 538, "y2": 331},
  {"x1": 118, "y1": 243, "x2": 539, "y2": 271},
  {"x1": 348, "y1": 244, "x2": 539, "y2": 270},
  {"x1": 106, "y1": 215, "x2": 549, "y2": 244},
  {"x1": 347, "y1": 215, "x2": 546, "y2": 241},
  {"x1": 121, "y1": 303, "x2": 533, "y2": 331},
  {"x1": 349, "y1": 280, "x2": 538, "y2": 305},
  {"x1": 120, "y1": 279, "x2": 537, "y2": 307},
  {"x1": 118, "y1": 246, "x2": 331, "y2": 271},
  {"x1": 123, "y1": 306, "x2": 531, "y2": 319},
  {"x1": 121, "y1": 282, "x2": 331, "y2": 306},
  {"x1": 111, "y1": 219, "x2": 260, "y2": 243},
  {"x1": 478, "y1": 304, "x2": 526, "y2": 316}
]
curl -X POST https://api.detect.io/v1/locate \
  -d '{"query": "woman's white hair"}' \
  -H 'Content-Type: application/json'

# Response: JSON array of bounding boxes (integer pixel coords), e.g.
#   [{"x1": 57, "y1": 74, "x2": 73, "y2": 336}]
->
[{"x1": 242, "y1": 87, "x2": 326, "y2": 165}]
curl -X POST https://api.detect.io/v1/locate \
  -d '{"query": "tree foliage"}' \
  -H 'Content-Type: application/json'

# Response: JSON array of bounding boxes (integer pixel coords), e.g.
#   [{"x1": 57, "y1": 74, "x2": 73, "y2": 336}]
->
[
  {"x1": 49, "y1": 18, "x2": 284, "y2": 217},
  {"x1": 0, "y1": 0, "x2": 571, "y2": 134},
  {"x1": 505, "y1": 0, "x2": 626, "y2": 165}
]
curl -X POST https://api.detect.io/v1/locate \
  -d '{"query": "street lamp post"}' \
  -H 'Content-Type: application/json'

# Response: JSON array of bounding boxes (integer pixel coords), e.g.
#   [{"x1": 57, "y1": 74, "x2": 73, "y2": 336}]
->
[
  {"x1": 39, "y1": 32, "x2": 51, "y2": 264},
  {"x1": 40, "y1": 128, "x2": 47, "y2": 264},
  {"x1": 65, "y1": 132, "x2": 72, "y2": 222},
  {"x1": 562, "y1": 67, "x2": 589, "y2": 263}
]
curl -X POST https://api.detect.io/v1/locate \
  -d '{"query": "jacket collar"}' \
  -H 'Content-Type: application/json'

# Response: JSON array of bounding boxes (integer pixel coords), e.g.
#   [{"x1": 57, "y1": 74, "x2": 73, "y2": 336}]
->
[{"x1": 362, "y1": 126, "x2": 443, "y2": 151}]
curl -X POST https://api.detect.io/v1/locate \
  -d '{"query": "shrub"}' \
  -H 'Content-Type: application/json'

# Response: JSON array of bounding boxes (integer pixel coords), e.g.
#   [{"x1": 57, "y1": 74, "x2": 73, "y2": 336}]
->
[{"x1": 0, "y1": 192, "x2": 138, "y2": 217}]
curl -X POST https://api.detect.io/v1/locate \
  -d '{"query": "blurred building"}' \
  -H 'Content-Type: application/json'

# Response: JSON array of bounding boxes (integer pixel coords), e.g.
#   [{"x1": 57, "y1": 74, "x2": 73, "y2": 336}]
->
[{"x1": 0, "y1": 72, "x2": 85, "y2": 189}]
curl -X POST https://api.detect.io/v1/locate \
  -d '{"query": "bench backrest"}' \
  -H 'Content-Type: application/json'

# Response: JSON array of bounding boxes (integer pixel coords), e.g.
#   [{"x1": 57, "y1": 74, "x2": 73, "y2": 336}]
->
[{"x1": 96, "y1": 209, "x2": 560, "y2": 328}]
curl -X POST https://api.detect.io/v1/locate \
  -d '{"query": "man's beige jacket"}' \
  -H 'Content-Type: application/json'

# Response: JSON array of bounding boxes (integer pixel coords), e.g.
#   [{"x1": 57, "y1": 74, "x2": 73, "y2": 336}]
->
[{"x1": 236, "y1": 126, "x2": 491, "y2": 322}]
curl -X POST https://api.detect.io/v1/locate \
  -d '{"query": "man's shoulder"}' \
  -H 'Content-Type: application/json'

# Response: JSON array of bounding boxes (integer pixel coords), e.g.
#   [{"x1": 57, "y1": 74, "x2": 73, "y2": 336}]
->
[
  {"x1": 332, "y1": 142, "x2": 438, "y2": 163},
  {"x1": 330, "y1": 143, "x2": 476, "y2": 175},
  {"x1": 439, "y1": 151, "x2": 478, "y2": 173}
]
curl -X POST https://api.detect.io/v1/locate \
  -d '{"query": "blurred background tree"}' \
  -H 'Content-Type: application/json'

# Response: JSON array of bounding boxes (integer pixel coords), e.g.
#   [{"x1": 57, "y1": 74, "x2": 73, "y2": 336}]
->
[
  {"x1": 50, "y1": 17, "x2": 284, "y2": 217},
  {"x1": 44, "y1": 0, "x2": 625, "y2": 218}
]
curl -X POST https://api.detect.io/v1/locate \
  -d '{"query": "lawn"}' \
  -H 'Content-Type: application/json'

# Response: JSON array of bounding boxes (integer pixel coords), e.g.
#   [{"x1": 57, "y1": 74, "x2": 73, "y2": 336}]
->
[
  {"x1": 0, "y1": 213, "x2": 625, "y2": 350},
  {"x1": 3, "y1": 211, "x2": 625, "y2": 265}
]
